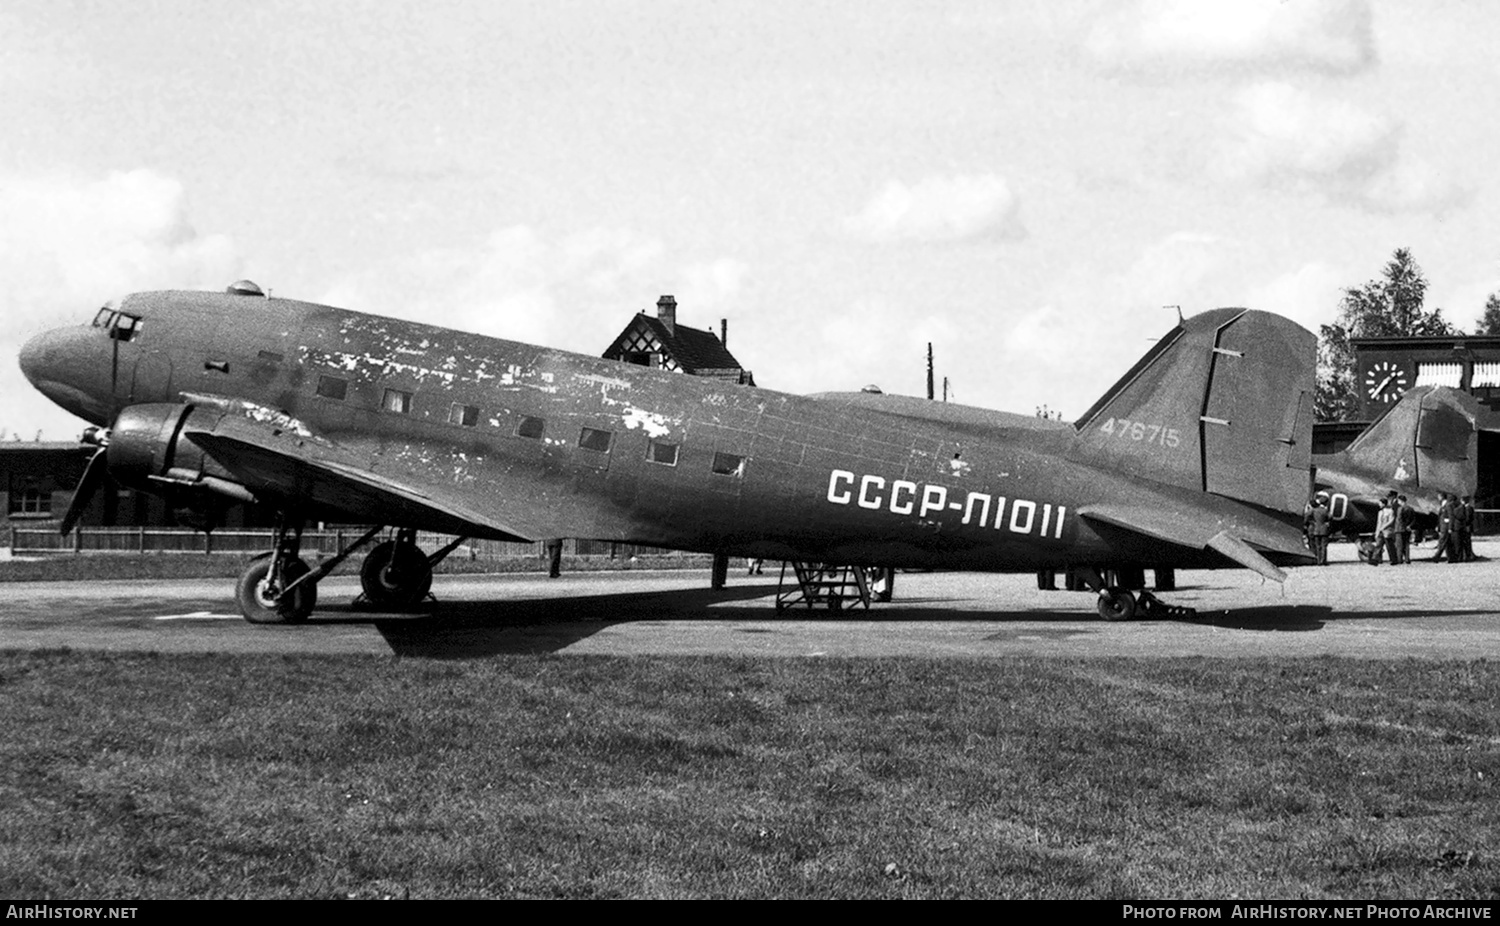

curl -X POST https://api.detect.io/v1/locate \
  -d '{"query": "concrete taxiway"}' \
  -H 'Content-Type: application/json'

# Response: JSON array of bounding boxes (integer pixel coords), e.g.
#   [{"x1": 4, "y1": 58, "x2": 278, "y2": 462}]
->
[{"x1": 1, "y1": 540, "x2": 1497, "y2": 659}]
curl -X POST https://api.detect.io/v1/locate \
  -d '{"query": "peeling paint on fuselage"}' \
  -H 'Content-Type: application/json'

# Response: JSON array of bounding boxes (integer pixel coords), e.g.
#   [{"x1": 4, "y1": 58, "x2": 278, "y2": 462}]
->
[
  {"x1": 621, "y1": 406, "x2": 676, "y2": 438},
  {"x1": 183, "y1": 392, "x2": 315, "y2": 439}
]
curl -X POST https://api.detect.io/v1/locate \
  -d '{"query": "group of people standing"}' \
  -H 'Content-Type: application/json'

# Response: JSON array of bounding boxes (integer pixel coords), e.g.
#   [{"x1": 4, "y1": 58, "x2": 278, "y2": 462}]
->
[
  {"x1": 1427, "y1": 492, "x2": 1478, "y2": 564},
  {"x1": 1303, "y1": 491, "x2": 1478, "y2": 566}
]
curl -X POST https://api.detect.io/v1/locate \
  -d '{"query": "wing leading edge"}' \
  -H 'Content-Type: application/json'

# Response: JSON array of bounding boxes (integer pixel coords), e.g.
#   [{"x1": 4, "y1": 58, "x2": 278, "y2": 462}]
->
[{"x1": 183, "y1": 418, "x2": 537, "y2": 542}]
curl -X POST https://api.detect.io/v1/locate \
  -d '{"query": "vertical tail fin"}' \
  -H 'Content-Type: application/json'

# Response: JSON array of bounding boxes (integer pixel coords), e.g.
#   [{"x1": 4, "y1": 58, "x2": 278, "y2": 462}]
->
[
  {"x1": 1072, "y1": 308, "x2": 1316, "y2": 513},
  {"x1": 1336, "y1": 385, "x2": 1478, "y2": 498}
]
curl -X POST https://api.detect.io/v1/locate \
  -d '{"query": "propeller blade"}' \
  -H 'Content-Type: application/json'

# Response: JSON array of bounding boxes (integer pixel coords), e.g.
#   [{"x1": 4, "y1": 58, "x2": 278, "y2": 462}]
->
[{"x1": 59, "y1": 446, "x2": 108, "y2": 536}]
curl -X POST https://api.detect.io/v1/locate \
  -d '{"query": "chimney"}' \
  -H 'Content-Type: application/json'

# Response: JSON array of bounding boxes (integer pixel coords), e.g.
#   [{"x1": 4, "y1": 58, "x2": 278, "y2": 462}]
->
[
  {"x1": 720, "y1": 318, "x2": 727, "y2": 347},
  {"x1": 656, "y1": 295, "x2": 677, "y2": 336}
]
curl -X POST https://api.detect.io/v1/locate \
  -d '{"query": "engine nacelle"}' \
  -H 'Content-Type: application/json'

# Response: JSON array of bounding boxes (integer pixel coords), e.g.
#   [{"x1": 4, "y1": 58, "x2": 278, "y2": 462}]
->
[{"x1": 106, "y1": 404, "x2": 258, "y2": 517}]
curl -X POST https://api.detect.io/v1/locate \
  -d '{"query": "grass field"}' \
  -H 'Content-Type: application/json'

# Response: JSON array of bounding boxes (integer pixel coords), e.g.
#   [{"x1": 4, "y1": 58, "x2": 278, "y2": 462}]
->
[{"x1": 1, "y1": 651, "x2": 1495, "y2": 899}]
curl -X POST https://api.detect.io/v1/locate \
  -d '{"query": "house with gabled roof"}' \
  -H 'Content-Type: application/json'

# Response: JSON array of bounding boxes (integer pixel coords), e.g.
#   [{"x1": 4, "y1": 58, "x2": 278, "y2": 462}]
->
[{"x1": 602, "y1": 295, "x2": 755, "y2": 386}]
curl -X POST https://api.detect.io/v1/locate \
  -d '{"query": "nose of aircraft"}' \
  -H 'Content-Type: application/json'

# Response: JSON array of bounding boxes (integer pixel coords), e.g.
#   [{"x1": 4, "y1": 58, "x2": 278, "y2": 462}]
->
[
  {"x1": 18, "y1": 327, "x2": 65, "y2": 389},
  {"x1": 19, "y1": 325, "x2": 114, "y2": 426}
]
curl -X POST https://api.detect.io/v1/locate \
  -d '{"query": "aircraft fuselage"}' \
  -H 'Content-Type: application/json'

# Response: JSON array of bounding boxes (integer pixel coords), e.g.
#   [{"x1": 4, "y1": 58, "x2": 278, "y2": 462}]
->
[{"x1": 19, "y1": 289, "x2": 1304, "y2": 573}]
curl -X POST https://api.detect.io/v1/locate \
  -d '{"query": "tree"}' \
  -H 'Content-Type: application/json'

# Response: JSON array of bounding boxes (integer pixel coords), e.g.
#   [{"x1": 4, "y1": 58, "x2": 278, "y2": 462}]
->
[
  {"x1": 1316, "y1": 248, "x2": 1459, "y2": 421},
  {"x1": 1476, "y1": 292, "x2": 1500, "y2": 336}
]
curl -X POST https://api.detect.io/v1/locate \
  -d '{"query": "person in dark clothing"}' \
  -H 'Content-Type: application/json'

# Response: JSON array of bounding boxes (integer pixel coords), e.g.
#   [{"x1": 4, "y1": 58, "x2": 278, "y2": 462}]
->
[
  {"x1": 1370, "y1": 498, "x2": 1398, "y2": 566},
  {"x1": 1432, "y1": 493, "x2": 1455, "y2": 562},
  {"x1": 1304, "y1": 494, "x2": 1331, "y2": 566},
  {"x1": 1454, "y1": 495, "x2": 1474, "y2": 563},
  {"x1": 1396, "y1": 494, "x2": 1415, "y2": 564}
]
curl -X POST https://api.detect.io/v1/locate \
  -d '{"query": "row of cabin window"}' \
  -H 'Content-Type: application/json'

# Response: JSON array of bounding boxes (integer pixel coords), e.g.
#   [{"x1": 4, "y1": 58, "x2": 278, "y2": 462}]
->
[
  {"x1": 513, "y1": 417, "x2": 746, "y2": 475},
  {"x1": 314, "y1": 373, "x2": 746, "y2": 476}
]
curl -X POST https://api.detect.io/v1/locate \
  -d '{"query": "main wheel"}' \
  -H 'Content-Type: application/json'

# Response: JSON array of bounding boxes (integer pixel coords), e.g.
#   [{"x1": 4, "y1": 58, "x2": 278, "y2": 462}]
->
[
  {"x1": 360, "y1": 540, "x2": 433, "y2": 606},
  {"x1": 236, "y1": 554, "x2": 316, "y2": 624},
  {"x1": 1096, "y1": 587, "x2": 1137, "y2": 622}
]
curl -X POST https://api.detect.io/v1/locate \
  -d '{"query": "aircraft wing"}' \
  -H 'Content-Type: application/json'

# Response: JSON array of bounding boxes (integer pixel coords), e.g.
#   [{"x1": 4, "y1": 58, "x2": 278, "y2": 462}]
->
[
  {"x1": 182, "y1": 418, "x2": 537, "y2": 542},
  {"x1": 1078, "y1": 502, "x2": 1309, "y2": 582}
]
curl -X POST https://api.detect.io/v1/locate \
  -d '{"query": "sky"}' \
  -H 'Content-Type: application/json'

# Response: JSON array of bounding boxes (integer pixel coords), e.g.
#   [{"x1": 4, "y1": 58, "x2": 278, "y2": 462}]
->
[{"x1": 3, "y1": 0, "x2": 1498, "y2": 440}]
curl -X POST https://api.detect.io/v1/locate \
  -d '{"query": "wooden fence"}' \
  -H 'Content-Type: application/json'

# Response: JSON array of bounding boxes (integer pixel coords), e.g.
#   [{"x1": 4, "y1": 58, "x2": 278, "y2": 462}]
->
[{"x1": 7, "y1": 526, "x2": 658, "y2": 560}]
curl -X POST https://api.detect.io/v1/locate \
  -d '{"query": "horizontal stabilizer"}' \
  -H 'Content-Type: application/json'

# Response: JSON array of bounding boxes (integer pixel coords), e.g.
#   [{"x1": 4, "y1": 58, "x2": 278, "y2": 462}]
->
[{"x1": 1079, "y1": 501, "x2": 1306, "y2": 582}]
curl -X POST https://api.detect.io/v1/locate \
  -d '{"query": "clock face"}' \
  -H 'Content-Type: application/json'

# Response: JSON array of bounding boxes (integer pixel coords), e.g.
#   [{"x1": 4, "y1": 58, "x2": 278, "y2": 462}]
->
[{"x1": 1364, "y1": 361, "x2": 1409, "y2": 403}]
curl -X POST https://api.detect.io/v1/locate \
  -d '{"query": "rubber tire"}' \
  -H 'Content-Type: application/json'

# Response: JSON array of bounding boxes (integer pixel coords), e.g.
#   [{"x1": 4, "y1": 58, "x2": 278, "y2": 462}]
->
[
  {"x1": 360, "y1": 540, "x2": 433, "y2": 606},
  {"x1": 1096, "y1": 587, "x2": 1137, "y2": 622},
  {"x1": 236, "y1": 554, "x2": 316, "y2": 624}
]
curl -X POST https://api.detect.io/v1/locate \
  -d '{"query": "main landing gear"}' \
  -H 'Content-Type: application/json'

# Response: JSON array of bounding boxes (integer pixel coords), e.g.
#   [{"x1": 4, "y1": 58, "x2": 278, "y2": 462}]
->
[
  {"x1": 232, "y1": 520, "x2": 467, "y2": 624},
  {"x1": 1070, "y1": 566, "x2": 1196, "y2": 622},
  {"x1": 359, "y1": 528, "x2": 434, "y2": 607},
  {"x1": 236, "y1": 518, "x2": 320, "y2": 624}
]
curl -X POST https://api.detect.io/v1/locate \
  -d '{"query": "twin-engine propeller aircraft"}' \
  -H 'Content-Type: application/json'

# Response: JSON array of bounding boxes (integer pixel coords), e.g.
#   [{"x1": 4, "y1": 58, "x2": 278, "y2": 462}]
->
[
  {"x1": 1311, "y1": 384, "x2": 1480, "y2": 535},
  {"x1": 19, "y1": 282, "x2": 1317, "y2": 623}
]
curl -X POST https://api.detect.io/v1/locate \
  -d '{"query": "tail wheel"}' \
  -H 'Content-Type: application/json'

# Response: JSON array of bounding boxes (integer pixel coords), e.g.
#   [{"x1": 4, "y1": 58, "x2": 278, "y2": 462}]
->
[
  {"x1": 1096, "y1": 587, "x2": 1136, "y2": 622},
  {"x1": 360, "y1": 540, "x2": 433, "y2": 606},
  {"x1": 236, "y1": 554, "x2": 316, "y2": 624}
]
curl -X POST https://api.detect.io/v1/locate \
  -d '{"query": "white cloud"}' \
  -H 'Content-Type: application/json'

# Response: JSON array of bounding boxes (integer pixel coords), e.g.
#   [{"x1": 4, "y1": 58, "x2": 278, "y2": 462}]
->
[
  {"x1": 0, "y1": 169, "x2": 242, "y2": 439},
  {"x1": 1436, "y1": 272, "x2": 1500, "y2": 331},
  {"x1": 1116, "y1": 231, "x2": 1226, "y2": 307},
  {"x1": 1216, "y1": 82, "x2": 1393, "y2": 181},
  {"x1": 679, "y1": 258, "x2": 749, "y2": 308},
  {"x1": 844, "y1": 174, "x2": 1024, "y2": 244},
  {"x1": 1086, "y1": 0, "x2": 1376, "y2": 75},
  {"x1": 1243, "y1": 262, "x2": 1346, "y2": 332},
  {"x1": 0, "y1": 170, "x2": 240, "y2": 322},
  {"x1": 1213, "y1": 82, "x2": 1467, "y2": 214},
  {"x1": 323, "y1": 226, "x2": 746, "y2": 354},
  {"x1": 1005, "y1": 305, "x2": 1067, "y2": 355}
]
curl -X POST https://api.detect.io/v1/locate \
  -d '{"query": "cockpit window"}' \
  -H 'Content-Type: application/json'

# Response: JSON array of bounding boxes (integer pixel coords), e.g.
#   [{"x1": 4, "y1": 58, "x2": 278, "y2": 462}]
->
[{"x1": 108, "y1": 312, "x2": 143, "y2": 342}]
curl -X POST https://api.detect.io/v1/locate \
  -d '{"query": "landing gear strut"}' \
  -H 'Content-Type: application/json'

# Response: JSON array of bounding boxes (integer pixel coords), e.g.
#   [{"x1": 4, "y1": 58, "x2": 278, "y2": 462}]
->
[{"x1": 235, "y1": 517, "x2": 316, "y2": 624}]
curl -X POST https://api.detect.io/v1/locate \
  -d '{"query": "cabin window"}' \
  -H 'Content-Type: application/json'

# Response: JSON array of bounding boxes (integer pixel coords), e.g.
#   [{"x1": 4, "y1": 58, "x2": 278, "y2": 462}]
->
[
  {"x1": 383, "y1": 389, "x2": 413, "y2": 414},
  {"x1": 449, "y1": 403, "x2": 480, "y2": 427},
  {"x1": 109, "y1": 313, "x2": 142, "y2": 342},
  {"x1": 579, "y1": 427, "x2": 613, "y2": 453},
  {"x1": 316, "y1": 375, "x2": 348, "y2": 400},
  {"x1": 711, "y1": 452, "x2": 746, "y2": 477},
  {"x1": 646, "y1": 439, "x2": 678, "y2": 466},
  {"x1": 516, "y1": 416, "x2": 545, "y2": 439}
]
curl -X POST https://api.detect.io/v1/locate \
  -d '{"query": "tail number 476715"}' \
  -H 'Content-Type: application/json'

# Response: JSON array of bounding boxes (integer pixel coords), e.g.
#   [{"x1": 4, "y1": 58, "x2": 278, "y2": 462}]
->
[{"x1": 1099, "y1": 418, "x2": 1180, "y2": 448}]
